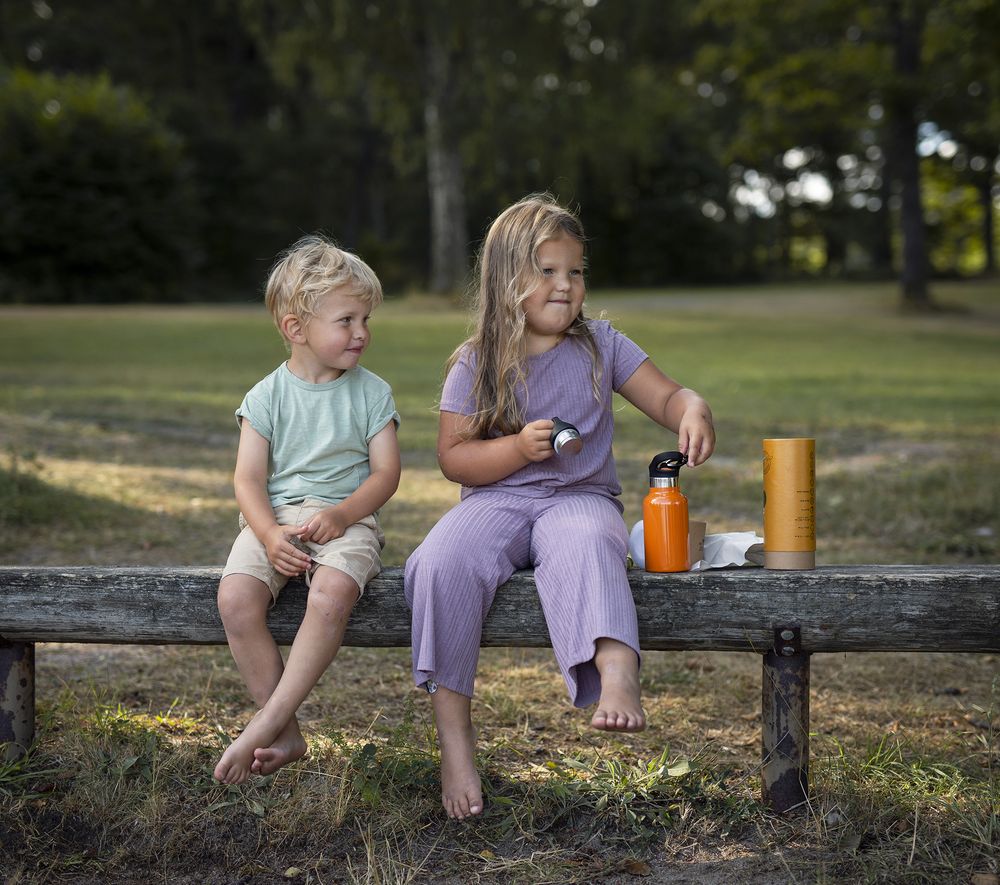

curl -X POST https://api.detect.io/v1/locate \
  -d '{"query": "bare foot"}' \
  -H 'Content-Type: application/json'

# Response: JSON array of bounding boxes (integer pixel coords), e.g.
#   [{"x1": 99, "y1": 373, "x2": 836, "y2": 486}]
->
[
  {"x1": 439, "y1": 721, "x2": 483, "y2": 820},
  {"x1": 251, "y1": 731, "x2": 308, "y2": 775},
  {"x1": 213, "y1": 709, "x2": 287, "y2": 785},
  {"x1": 591, "y1": 664, "x2": 646, "y2": 732},
  {"x1": 214, "y1": 730, "x2": 258, "y2": 785}
]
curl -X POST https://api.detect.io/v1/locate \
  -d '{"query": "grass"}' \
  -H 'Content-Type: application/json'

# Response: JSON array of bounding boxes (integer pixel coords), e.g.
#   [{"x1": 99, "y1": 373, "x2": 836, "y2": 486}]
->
[{"x1": 1, "y1": 279, "x2": 999, "y2": 882}]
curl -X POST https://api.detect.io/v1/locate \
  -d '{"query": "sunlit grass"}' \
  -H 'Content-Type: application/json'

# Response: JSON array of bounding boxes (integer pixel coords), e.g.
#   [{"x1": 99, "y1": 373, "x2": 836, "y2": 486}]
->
[
  {"x1": 2, "y1": 280, "x2": 998, "y2": 566},
  {"x1": 1, "y1": 281, "x2": 998, "y2": 881}
]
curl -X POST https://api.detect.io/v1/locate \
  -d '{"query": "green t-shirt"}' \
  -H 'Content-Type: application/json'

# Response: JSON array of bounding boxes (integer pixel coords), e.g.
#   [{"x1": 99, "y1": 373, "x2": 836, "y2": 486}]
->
[{"x1": 236, "y1": 362, "x2": 399, "y2": 508}]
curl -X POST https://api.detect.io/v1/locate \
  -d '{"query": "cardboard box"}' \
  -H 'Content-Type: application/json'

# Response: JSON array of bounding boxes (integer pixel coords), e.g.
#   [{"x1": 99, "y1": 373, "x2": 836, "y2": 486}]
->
[{"x1": 689, "y1": 520, "x2": 706, "y2": 565}]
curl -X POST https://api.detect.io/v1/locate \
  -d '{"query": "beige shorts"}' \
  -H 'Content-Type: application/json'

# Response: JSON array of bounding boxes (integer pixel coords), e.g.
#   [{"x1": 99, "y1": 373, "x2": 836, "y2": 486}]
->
[{"x1": 221, "y1": 497, "x2": 384, "y2": 603}]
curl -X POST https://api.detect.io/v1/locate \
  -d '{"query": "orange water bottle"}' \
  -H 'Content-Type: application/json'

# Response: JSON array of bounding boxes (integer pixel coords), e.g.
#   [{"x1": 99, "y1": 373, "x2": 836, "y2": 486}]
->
[{"x1": 643, "y1": 451, "x2": 690, "y2": 573}]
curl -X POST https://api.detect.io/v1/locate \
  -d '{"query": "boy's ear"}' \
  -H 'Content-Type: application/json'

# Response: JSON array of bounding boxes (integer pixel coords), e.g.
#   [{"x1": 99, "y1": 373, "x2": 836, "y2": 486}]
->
[{"x1": 279, "y1": 313, "x2": 306, "y2": 343}]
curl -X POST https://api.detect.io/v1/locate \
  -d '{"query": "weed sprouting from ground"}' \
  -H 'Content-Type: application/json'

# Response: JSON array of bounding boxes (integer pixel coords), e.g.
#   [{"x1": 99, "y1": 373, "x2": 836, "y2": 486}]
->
[
  {"x1": 540, "y1": 747, "x2": 755, "y2": 842},
  {"x1": 810, "y1": 721, "x2": 1000, "y2": 879}
]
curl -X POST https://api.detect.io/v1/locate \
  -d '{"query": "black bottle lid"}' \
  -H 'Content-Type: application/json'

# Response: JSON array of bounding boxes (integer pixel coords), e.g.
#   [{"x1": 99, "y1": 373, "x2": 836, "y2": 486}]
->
[
  {"x1": 551, "y1": 416, "x2": 583, "y2": 456},
  {"x1": 648, "y1": 451, "x2": 688, "y2": 479}
]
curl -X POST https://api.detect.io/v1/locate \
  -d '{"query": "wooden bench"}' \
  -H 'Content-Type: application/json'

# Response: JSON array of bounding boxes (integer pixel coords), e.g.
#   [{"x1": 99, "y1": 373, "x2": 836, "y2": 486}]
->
[{"x1": 2, "y1": 564, "x2": 998, "y2": 813}]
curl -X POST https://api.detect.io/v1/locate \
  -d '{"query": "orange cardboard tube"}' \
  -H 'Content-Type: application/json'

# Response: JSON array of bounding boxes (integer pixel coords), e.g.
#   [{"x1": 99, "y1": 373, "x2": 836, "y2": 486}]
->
[{"x1": 762, "y1": 438, "x2": 815, "y2": 569}]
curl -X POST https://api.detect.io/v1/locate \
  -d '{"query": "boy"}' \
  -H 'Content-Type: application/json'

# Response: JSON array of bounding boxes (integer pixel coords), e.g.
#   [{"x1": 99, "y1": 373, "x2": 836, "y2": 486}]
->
[{"x1": 214, "y1": 235, "x2": 400, "y2": 785}]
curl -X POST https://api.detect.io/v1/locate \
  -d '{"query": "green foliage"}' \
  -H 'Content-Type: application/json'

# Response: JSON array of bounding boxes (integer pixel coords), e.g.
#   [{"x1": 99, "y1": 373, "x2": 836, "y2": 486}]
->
[
  {"x1": 544, "y1": 748, "x2": 751, "y2": 839},
  {"x1": 0, "y1": 747, "x2": 61, "y2": 800},
  {"x1": 1, "y1": 1, "x2": 996, "y2": 298},
  {"x1": 0, "y1": 68, "x2": 199, "y2": 302}
]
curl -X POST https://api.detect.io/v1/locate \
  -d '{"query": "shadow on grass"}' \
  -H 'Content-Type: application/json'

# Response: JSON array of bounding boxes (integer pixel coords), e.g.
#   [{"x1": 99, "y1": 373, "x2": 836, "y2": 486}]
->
[
  {"x1": 0, "y1": 460, "x2": 141, "y2": 531},
  {"x1": 0, "y1": 460, "x2": 227, "y2": 565}
]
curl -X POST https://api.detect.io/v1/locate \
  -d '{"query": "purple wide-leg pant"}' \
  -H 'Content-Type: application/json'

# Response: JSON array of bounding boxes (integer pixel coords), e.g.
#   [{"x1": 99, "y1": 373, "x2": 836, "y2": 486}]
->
[{"x1": 404, "y1": 490, "x2": 639, "y2": 707}]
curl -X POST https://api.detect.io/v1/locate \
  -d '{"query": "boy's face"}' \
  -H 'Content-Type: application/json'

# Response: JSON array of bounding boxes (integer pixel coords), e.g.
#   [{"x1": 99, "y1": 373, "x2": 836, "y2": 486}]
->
[{"x1": 298, "y1": 288, "x2": 372, "y2": 374}]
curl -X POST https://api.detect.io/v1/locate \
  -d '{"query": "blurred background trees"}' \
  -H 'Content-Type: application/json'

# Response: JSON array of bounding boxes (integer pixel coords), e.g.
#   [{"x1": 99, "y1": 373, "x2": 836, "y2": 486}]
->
[{"x1": 0, "y1": 0, "x2": 996, "y2": 304}]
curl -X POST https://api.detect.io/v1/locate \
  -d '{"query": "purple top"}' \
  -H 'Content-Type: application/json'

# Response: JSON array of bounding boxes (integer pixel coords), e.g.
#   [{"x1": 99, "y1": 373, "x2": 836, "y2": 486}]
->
[{"x1": 440, "y1": 319, "x2": 648, "y2": 504}]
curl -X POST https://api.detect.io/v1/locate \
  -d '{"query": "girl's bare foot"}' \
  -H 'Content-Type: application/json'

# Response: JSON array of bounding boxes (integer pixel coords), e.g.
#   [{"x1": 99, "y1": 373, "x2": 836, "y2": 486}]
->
[
  {"x1": 591, "y1": 640, "x2": 646, "y2": 732},
  {"x1": 431, "y1": 685, "x2": 483, "y2": 819},
  {"x1": 439, "y1": 721, "x2": 482, "y2": 820}
]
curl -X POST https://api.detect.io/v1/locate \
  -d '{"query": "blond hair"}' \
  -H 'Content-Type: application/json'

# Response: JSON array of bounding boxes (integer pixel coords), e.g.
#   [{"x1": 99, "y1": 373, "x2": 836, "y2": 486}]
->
[
  {"x1": 447, "y1": 193, "x2": 600, "y2": 439},
  {"x1": 264, "y1": 234, "x2": 383, "y2": 333}
]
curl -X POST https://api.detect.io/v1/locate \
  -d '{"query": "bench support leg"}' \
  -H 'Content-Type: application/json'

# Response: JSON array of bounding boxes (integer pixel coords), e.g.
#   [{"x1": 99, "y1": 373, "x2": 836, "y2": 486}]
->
[
  {"x1": 1, "y1": 639, "x2": 34, "y2": 760},
  {"x1": 761, "y1": 648, "x2": 810, "y2": 813}
]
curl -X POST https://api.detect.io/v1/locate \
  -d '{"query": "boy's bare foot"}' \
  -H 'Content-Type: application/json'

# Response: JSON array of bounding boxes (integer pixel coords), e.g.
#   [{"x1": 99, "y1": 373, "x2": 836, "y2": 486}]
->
[
  {"x1": 213, "y1": 709, "x2": 287, "y2": 785},
  {"x1": 251, "y1": 732, "x2": 308, "y2": 775},
  {"x1": 214, "y1": 730, "x2": 258, "y2": 785},
  {"x1": 439, "y1": 721, "x2": 482, "y2": 820},
  {"x1": 591, "y1": 663, "x2": 646, "y2": 732}
]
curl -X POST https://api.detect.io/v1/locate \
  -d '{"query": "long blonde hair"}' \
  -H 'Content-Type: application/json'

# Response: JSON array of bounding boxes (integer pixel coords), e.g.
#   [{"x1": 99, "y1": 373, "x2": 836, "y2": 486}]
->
[{"x1": 446, "y1": 193, "x2": 601, "y2": 439}]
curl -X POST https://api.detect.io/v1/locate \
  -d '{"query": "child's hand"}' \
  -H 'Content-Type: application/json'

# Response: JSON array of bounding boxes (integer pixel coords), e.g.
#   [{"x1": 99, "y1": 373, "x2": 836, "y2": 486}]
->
[
  {"x1": 263, "y1": 524, "x2": 312, "y2": 576},
  {"x1": 678, "y1": 408, "x2": 716, "y2": 467},
  {"x1": 516, "y1": 419, "x2": 555, "y2": 462},
  {"x1": 301, "y1": 507, "x2": 349, "y2": 545}
]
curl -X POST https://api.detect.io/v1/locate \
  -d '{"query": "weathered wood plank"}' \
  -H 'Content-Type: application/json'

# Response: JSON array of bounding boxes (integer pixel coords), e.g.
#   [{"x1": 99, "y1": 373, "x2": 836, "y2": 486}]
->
[{"x1": 1, "y1": 565, "x2": 998, "y2": 652}]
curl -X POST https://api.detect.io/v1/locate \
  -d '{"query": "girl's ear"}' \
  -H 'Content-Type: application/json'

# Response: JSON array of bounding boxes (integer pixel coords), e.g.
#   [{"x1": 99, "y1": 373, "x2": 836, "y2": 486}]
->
[{"x1": 280, "y1": 313, "x2": 306, "y2": 344}]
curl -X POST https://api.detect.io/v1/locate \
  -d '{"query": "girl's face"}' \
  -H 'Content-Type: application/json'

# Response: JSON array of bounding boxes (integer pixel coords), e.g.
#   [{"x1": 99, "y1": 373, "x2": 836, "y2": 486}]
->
[{"x1": 521, "y1": 233, "x2": 585, "y2": 354}]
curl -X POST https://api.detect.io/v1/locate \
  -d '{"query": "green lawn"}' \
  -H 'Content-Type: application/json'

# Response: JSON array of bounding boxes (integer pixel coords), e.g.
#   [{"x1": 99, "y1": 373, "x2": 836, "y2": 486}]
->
[
  {"x1": 2, "y1": 280, "x2": 997, "y2": 566},
  {"x1": 1, "y1": 281, "x2": 999, "y2": 883}
]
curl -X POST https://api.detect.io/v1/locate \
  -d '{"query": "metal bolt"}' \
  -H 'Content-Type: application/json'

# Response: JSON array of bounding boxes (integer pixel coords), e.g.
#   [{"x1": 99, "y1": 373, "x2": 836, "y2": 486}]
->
[
  {"x1": 781, "y1": 645, "x2": 796, "y2": 656},
  {"x1": 780, "y1": 629, "x2": 795, "y2": 641}
]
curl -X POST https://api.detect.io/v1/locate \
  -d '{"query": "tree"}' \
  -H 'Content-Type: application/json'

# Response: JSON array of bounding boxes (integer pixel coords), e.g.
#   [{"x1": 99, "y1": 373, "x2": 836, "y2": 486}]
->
[
  {"x1": 0, "y1": 69, "x2": 198, "y2": 302},
  {"x1": 924, "y1": 0, "x2": 1000, "y2": 275},
  {"x1": 0, "y1": 0, "x2": 298, "y2": 292},
  {"x1": 691, "y1": 0, "x2": 999, "y2": 308},
  {"x1": 885, "y1": 0, "x2": 931, "y2": 307},
  {"x1": 239, "y1": 0, "x2": 656, "y2": 293}
]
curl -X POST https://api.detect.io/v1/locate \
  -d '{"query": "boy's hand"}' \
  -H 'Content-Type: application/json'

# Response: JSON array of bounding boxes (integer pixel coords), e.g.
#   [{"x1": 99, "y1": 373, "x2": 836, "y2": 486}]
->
[
  {"x1": 263, "y1": 524, "x2": 312, "y2": 576},
  {"x1": 301, "y1": 507, "x2": 350, "y2": 545},
  {"x1": 516, "y1": 420, "x2": 555, "y2": 462},
  {"x1": 678, "y1": 408, "x2": 716, "y2": 467}
]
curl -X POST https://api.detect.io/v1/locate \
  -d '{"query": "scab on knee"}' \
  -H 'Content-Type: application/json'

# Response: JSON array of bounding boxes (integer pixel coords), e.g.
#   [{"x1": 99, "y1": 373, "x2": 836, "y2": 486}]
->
[{"x1": 306, "y1": 570, "x2": 358, "y2": 624}]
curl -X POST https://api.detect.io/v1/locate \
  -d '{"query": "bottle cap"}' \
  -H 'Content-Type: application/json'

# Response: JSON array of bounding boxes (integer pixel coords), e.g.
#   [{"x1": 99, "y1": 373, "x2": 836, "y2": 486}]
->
[
  {"x1": 551, "y1": 417, "x2": 583, "y2": 456},
  {"x1": 648, "y1": 451, "x2": 687, "y2": 479}
]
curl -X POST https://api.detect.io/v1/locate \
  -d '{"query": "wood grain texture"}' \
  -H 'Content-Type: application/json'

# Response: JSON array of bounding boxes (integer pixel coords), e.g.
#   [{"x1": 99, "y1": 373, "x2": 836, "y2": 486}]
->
[{"x1": 2, "y1": 565, "x2": 998, "y2": 652}]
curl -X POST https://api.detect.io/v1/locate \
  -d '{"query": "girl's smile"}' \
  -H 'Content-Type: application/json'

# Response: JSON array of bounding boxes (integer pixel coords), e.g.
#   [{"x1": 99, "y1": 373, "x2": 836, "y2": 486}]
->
[{"x1": 521, "y1": 233, "x2": 586, "y2": 355}]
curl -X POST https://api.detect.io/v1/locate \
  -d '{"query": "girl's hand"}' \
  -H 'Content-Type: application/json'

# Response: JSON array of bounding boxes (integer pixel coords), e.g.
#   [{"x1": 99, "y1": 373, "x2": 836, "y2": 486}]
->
[
  {"x1": 516, "y1": 419, "x2": 555, "y2": 462},
  {"x1": 678, "y1": 408, "x2": 716, "y2": 467},
  {"x1": 301, "y1": 507, "x2": 349, "y2": 545},
  {"x1": 263, "y1": 524, "x2": 312, "y2": 576}
]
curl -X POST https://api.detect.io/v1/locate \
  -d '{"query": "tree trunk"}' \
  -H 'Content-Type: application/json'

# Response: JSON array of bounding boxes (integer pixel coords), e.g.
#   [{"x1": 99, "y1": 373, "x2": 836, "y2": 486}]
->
[
  {"x1": 887, "y1": 0, "x2": 933, "y2": 309},
  {"x1": 423, "y1": 11, "x2": 469, "y2": 295},
  {"x1": 872, "y1": 166, "x2": 895, "y2": 275}
]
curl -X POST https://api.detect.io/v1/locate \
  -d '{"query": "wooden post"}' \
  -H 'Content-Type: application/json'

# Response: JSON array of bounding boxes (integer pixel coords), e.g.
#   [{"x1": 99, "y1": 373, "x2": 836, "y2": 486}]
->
[
  {"x1": 0, "y1": 639, "x2": 34, "y2": 760},
  {"x1": 761, "y1": 628, "x2": 810, "y2": 813}
]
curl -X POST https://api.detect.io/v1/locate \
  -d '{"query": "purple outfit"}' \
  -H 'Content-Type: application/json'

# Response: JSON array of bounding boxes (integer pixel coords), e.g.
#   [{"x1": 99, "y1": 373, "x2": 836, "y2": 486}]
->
[{"x1": 404, "y1": 320, "x2": 649, "y2": 706}]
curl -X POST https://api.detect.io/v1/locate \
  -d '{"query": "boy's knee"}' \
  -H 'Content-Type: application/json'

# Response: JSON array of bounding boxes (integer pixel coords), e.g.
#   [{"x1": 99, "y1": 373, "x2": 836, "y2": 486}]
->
[
  {"x1": 306, "y1": 571, "x2": 358, "y2": 624},
  {"x1": 218, "y1": 576, "x2": 270, "y2": 632}
]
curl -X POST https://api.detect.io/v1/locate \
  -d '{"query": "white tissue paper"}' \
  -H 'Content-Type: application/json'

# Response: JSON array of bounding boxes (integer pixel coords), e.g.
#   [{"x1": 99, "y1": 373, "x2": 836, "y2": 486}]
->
[{"x1": 628, "y1": 521, "x2": 763, "y2": 571}]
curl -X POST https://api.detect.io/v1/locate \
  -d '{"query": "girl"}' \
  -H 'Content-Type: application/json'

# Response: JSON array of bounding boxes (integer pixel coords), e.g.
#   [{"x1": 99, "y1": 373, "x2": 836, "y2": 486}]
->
[{"x1": 404, "y1": 194, "x2": 715, "y2": 820}]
